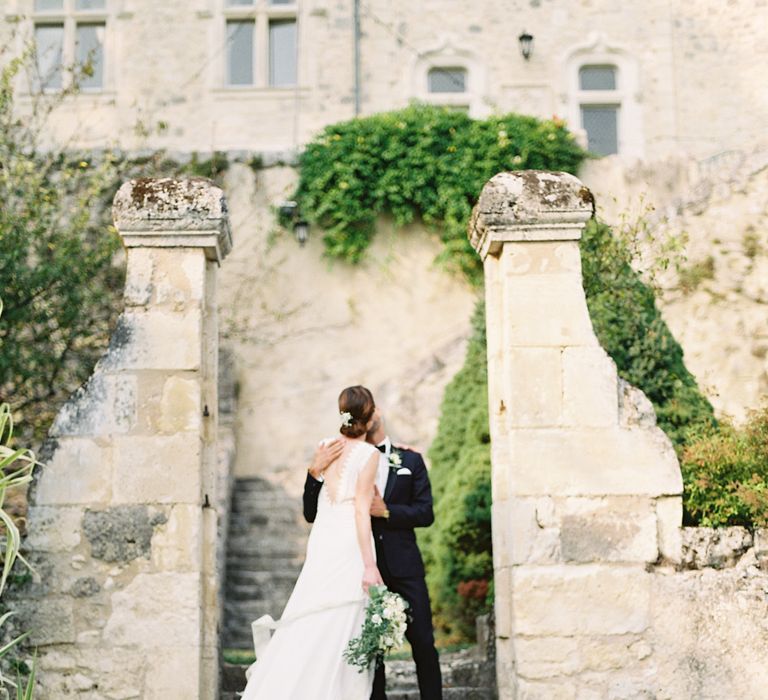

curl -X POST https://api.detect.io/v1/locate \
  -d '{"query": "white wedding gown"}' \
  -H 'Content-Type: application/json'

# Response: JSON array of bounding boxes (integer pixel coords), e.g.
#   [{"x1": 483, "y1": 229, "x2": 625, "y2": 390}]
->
[{"x1": 241, "y1": 440, "x2": 377, "y2": 700}]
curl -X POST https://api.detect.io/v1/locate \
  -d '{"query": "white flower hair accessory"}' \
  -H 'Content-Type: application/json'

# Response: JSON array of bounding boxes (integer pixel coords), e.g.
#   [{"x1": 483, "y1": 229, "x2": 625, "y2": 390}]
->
[{"x1": 340, "y1": 411, "x2": 353, "y2": 427}]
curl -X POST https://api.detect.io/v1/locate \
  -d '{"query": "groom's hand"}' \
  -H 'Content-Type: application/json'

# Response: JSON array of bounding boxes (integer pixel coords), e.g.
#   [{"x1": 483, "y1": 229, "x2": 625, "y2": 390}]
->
[
  {"x1": 370, "y1": 486, "x2": 388, "y2": 518},
  {"x1": 308, "y1": 438, "x2": 343, "y2": 479}
]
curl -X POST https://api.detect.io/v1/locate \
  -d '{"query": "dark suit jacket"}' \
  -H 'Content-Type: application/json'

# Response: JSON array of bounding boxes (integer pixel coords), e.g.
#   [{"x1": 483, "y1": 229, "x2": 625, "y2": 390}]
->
[{"x1": 302, "y1": 446, "x2": 434, "y2": 579}]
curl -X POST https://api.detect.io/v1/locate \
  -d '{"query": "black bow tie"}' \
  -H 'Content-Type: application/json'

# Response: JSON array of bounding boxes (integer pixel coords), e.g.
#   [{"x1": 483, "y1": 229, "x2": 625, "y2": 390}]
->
[{"x1": 376, "y1": 444, "x2": 386, "y2": 453}]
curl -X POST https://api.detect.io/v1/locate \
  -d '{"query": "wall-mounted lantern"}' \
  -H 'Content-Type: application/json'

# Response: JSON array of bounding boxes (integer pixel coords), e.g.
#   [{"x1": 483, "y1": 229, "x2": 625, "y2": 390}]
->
[
  {"x1": 518, "y1": 31, "x2": 534, "y2": 61},
  {"x1": 278, "y1": 200, "x2": 309, "y2": 246}
]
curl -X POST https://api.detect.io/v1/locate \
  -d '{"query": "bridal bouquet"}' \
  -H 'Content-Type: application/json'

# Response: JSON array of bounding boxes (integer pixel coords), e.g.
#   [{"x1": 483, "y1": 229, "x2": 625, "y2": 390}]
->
[{"x1": 344, "y1": 585, "x2": 409, "y2": 672}]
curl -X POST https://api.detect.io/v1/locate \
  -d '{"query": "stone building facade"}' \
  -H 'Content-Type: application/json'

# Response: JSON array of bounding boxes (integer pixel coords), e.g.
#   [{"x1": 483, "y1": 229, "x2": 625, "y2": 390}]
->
[{"x1": 2, "y1": 0, "x2": 766, "y2": 159}]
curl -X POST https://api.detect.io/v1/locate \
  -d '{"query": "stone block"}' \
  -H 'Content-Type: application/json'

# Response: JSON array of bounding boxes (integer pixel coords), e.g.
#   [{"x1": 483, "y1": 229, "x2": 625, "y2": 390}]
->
[
  {"x1": 492, "y1": 566, "x2": 513, "y2": 640},
  {"x1": 559, "y1": 497, "x2": 658, "y2": 564},
  {"x1": 517, "y1": 679, "x2": 577, "y2": 700},
  {"x1": 112, "y1": 434, "x2": 202, "y2": 504},
  {"x1": 507, "y1": 428, "x2": 682, "y2": 496},
  {"x1": 562, "y1": 346, "x2": 619, "y2": 427},
  {"x1": 579, "y1": 635, "x2": 652, "y2": 673},
  {"x1": 514, "y1": 636, "x2": 580, "y2": 679},
  {"x1": 83, "y1": 505, "x2": 167, "y2": 562},
  {"x1": 158, "y1": 375, "x2": 202, "y2": 433},
  {"x1": 153, "y1": 248, "x2": 207, "y2": 306},
  {"x1": 680, "y1": 527, "x2": 753, "y2": 569},
  {"x1": 493, "y1": 498, "x2": 560, "y2": 567},
  {"x1": 505, "y1": 348, "x2": 562, "y2": 426},
  {"x1": 143, "y1": 646, "x2": 202, "y2": 699},
  {"x1": 500, "y1": 273, "x2": 597, "y2": 347},
  {"x1": 100, "y1": 309, "x2": 202, "y2": 371},
  {"x1": 103, "y1": 572, "x2": 202, "y2": 647},
  {"x1": 33, "y1": 438, "x2": 112, "y2": 505},
  {"x1": 50, "y1": 374, "x2": 137, "y2": 437},
  {"x1": 24, "y1": 506, "x2": 82, "y2": 551},
  {"x1": 123, "y1": 247, "x2": 154, "y2": 307},
  {"x1": 511, "y1": 565, "x2": 651, "y2": 635},
  {"x1": 501, "y1": 241, "x2": 582, "y2": 276},
  {"x1": 151, "y1": 505, "x2": 203, "y2": 572},
  {"x1": 655, "y1": 497, "x2": 682, "y2": 564},
  {"x1": 12, "y1": 597, "x2": 76, "y2": 645}
]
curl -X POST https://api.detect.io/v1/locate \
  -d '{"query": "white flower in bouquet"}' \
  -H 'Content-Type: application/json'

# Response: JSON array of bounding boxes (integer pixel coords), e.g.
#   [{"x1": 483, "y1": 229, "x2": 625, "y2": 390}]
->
[{"x1": 343, "y1": 586, "x2": 410, "y2": 673}]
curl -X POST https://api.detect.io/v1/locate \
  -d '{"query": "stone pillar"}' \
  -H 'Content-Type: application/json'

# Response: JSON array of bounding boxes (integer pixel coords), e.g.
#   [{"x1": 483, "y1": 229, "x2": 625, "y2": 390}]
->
[
  {"x1": 22, "y1": 178, "x2": 232, "y2": 699},
  {"x1": 468, "y1": 171, "x2": 683, "y2": 698}
]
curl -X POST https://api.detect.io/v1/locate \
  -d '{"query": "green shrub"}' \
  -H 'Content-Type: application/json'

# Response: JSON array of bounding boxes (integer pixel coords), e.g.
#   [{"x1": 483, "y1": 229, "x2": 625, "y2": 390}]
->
[
  {"x1": 681, "y1": 406, "x2": 768, "y2": 527},
  {"x1": 581, "y1": 220, "x2": 715, "y2": 447},
  {"x1": 419, "y1": 305, "x2": 492, "y2": 640}
]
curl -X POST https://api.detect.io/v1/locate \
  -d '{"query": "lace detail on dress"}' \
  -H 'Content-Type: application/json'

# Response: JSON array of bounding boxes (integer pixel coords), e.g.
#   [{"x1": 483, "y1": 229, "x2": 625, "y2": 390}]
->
[{"x1": 322, "y1": 440, "x2": 372, "y2": 506}]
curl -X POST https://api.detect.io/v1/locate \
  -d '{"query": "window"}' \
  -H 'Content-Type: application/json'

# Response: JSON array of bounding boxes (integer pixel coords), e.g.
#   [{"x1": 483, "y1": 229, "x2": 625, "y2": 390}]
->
[
  {"x1": 32, "y1": 0, "x2": 107, "y2": 91},
  {"x1": 577, "y1": 64, "x2": 619, "y2": 156},
  {"x1": 428, "y1": 67, "x2": 466, "y2": 94},
  {"x1": 223, "y1": 1, "x2": 297, "y2": 88}
]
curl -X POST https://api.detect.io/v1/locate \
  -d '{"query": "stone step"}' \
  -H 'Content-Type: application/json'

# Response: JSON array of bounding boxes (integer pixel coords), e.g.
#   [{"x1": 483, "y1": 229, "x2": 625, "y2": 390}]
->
[
  {"x1": 389, "y1": 689, "x2": 495, "y2": 700},
  {"x1": 225, "y1": 568, "x2": 300, "y2": 586}
]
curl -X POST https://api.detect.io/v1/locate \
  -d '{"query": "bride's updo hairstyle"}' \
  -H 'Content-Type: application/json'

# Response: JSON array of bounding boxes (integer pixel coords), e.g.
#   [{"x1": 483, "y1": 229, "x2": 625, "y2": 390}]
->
[{"x1": 338, "y1": 385, "x2": 375, "y2": 438}]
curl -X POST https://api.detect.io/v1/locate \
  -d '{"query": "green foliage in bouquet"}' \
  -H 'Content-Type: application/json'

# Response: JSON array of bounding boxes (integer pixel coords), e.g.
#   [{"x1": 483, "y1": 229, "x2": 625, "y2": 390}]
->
[
  {"x1": 294, "y1": 104, "x2": 586, "y2": 282},
  {"x1": 681, "y1": 406, "x2": 768, "y2": 527},
  {"x1": 344, "y1": 586, "x2": 408, "y2": 673}
]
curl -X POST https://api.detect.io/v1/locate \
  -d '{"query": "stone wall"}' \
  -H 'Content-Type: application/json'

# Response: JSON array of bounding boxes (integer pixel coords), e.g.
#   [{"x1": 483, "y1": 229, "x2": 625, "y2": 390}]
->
[
  {"x1": 15, "y1": 178, "x2": 232, "y2": 699},
  {"x1": 470, "y1": 170, "x2": 768, "y2": 699}
]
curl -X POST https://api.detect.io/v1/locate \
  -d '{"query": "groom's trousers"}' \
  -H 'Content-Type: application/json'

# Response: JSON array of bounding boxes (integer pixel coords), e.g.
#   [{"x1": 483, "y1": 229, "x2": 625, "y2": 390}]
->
[{"x1": 371, "y1": 557, "x2": 442, "y2": 700}]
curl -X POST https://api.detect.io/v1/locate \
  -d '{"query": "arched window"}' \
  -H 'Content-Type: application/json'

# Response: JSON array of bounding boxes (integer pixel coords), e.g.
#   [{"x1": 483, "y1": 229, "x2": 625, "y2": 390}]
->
[
  {"x1": 578, "y1": 64, "x2": 619, "y2": 156},
  {"x1": 562, "y1": 34, "x2": 644, "y2": 159}
]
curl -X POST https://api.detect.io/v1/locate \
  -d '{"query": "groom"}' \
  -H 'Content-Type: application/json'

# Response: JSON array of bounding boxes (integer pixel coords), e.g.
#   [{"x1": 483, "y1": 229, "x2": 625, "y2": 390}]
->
[{"x1": 303, "y1": 407, "x2": 443, "y2": 700}]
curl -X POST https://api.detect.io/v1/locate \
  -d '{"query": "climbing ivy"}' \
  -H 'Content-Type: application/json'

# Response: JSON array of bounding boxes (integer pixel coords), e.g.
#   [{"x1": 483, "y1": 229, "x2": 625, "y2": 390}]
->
[{"x1": 295, "y1": 104, "x2": 586, "y2": 281}]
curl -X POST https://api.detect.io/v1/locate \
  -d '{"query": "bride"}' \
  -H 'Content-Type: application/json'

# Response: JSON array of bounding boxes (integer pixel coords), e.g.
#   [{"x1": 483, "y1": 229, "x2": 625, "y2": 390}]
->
[{"x1": 240, "y1": 385, "x2": 383, "y2": 699}]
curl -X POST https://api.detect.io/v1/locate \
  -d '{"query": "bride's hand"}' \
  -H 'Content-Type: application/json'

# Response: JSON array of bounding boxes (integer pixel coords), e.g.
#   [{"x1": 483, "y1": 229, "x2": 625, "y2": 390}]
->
[{"x1": 362, "y1": 565, "x2": 383, "y2": 594}]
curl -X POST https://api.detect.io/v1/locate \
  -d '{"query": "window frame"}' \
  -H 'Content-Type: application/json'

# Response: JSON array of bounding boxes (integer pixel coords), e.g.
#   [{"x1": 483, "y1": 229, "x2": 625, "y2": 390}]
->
[
  {"x1": 30, "y1": 0, "x2": 110, "y2": 93},
  {"x1": 221, "y1": 0, "x2": 298, "y2": 90},
  {"x1": 576, "y1": 63, "x2": 622, "y2": 156}
]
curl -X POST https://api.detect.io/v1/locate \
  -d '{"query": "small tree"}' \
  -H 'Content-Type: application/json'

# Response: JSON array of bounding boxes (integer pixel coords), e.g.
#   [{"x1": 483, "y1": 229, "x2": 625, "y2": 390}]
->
[{"x1": 0, "y1": 43, "x2": 124, "y2": 442}]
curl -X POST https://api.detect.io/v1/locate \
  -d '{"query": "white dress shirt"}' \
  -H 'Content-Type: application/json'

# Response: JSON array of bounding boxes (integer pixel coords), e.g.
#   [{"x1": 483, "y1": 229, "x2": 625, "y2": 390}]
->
[{"x1": 375, "y1": 436, "x2": 392, "y2": 495}]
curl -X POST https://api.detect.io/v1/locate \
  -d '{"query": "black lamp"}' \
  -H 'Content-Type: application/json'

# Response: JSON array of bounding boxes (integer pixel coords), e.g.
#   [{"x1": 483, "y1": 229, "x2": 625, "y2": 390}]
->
[
  {"x1": 293, "y1": 219, "x2": 309, "y2": 247},
  {"x1": 518, "y1": 31, "x2": 534, "y2": 60},
  {"x1": 278, "y1": 201, "x2": 310, "y2": 246}
]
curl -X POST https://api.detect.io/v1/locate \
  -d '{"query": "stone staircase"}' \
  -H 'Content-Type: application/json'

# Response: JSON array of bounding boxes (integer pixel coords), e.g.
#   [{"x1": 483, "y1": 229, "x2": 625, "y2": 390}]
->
[{"x1": 221, "y1": 477, "x2": 309, "y2": 650}]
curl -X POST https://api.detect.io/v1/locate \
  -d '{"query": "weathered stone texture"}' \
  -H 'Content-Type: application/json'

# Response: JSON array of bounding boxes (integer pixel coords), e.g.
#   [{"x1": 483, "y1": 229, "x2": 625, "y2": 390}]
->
[
  {"x1": 472, "y1": 171, "x2": 768, "y2": 698},
  {"x1": 82, "y1": 506, "x2": 166, "y2": 562},
  {"x1": 17, "y1": 178, "x2": 230, "y2": 699}
]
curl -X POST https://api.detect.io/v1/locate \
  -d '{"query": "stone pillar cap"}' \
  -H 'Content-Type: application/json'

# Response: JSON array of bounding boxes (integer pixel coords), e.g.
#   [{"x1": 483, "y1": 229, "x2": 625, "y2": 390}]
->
[
  {"x1": 469, "y1": 170, "x2": 594, "y2": 259},
  {"x1": 113, "y1": 178, "x2": 233, "y2": 262}
]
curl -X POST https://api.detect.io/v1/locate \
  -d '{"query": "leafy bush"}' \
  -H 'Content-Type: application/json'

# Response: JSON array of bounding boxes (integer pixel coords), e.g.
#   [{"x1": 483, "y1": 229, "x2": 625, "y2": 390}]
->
[
  {"x1": 581, "y1": 219, "x2": 715, "y2": 447},
  {"x1": 419, "y1": 306, "x2": 492, "y2": 640},
  {"x1": 295, "y1": 104, "x2": 586, "y2": 282},
  {"x1": 681, "y1": 406, "x2": 768, "y2": 527}
]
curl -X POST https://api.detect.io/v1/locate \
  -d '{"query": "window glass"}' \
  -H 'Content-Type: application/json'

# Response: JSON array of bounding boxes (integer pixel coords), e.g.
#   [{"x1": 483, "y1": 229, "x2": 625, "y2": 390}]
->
[
  {"x1": 34, "y1": 24, "x2": 64, "y2": 89},
  {"x1": 75, "y1": 0, "x2": 107, "y2": 9},
  {"x1": 227, "y1": 20, "x2": 254, "y2": 85},
  {"x1": 227, "y1": 0, "x2": 255, "y2": 5},
  {"x1": 76, "y1": 23, "x2": 105, "y2": 89},
  {"x1": 34, "y1": 0, "x2": 64, "y2": 10},
  {"x1": 581, "y1": 105, "x2": 619, "y2": 155},
  {"x1": 269, "y1": 0, "x2": 294, "y2": 4},
  {"x1": 428, "y1": 67, "x2": 466, "y2": 93},
  {"x1": 579, "y1": 65, "x2": 617, "y2": 91},
  {"x1": 269, "y1": 19, "x2": 296, "y2": 87}
]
